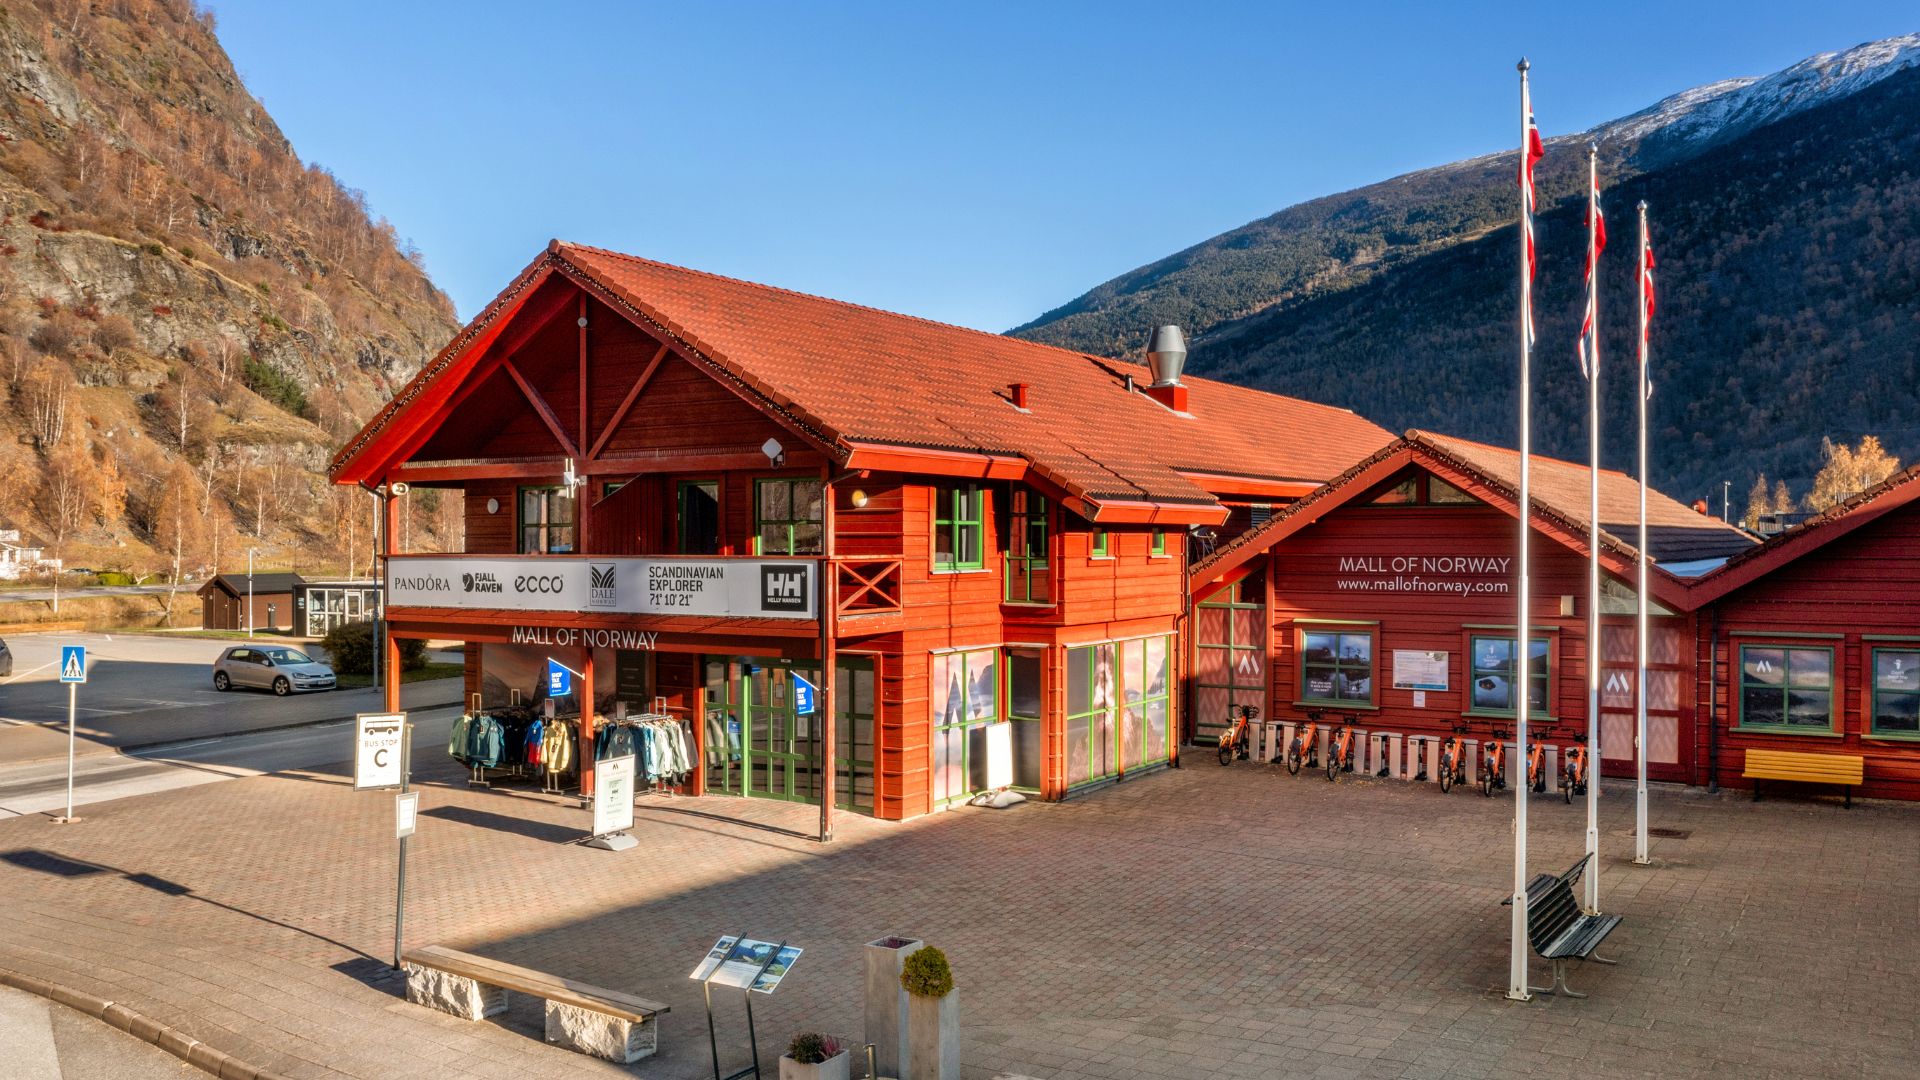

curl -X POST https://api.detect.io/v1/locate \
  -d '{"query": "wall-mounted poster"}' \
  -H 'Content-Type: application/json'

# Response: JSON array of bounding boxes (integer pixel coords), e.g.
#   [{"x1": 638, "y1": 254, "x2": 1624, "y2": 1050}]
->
[{"x1": 1392, "y1": 650, "x2": 1450, "y2": 691}]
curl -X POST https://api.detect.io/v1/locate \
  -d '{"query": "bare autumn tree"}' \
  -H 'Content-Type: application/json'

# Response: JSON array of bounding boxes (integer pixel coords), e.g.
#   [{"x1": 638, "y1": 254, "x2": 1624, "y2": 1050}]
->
[
  {"x1": 32, "y1": 431, "x2": 105, "y2": 589},
  {"x1": 1743, "y1": 473, "x2": 1774, "y2": 529},
  {"x1": 150, "y1": 367, "x2": 214, "y2": 458},
  {"x1": 19, "y1": 357, "x2": 75, "y2": 449},
  {"x1": 152, "y1": 461, "x2": 207, "y2": 625},
  {"x1": 1805, "y1": 435, "x2": 1901, "y2": 512}
]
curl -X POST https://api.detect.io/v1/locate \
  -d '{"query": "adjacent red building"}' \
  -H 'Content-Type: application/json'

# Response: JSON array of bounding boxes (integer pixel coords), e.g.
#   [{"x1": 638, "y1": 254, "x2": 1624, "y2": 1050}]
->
[
  {"x1": 1683, "y1": 462, "x2": 1920, "y2": 800},
  {"x1": 329, "y1": 242, "x2": 1390, "y2": 822}
]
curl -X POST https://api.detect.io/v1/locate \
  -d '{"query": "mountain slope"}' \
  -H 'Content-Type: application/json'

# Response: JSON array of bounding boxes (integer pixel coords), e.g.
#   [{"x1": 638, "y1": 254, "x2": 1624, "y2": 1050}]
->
[
  {"x1": 1013, "y1": 34, "x2": 1920, "y2": 504},
  {"x1": 0, "y1": 0, "x2": 461, "y2": 584}
]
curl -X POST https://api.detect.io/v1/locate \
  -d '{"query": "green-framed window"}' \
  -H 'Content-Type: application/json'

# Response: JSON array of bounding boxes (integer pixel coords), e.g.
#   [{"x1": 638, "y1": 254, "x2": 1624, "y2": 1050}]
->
[
  {"x1": 1737, "y1": 645, "x2": 1833, "y2": 732},
  {"x1": 1004, "y1": 488, "x2": 1051, "y2": 603},
  {"x1": 1065, "y1": 642, "x2": 1116, "y2": 786},
  {"x1": 1469, "y1": 635, "x2": 1549, "y2": 716},
  {"x1": 755, "y1": 478, "x2": 823, "y2": 555},
  {"x1": 1871, "y1": 649, "x2": 1920, "y2": 738},
  {"x1": 1091, "y1": 527, "x2": 1109, "y2": 557},
  {"x1": 518, "y1": 486, "x2": 574, "y2": 554},
  {"x1": 1150, "y1": 528, "x2": 1167, "y2": 556},
  {"x1": 933, "y1": 484, "x2": 984, "y2": 571},
  {"x1": 1118, "y1": 636, "x2": 1172, "y2": 770},
  {"x1": 932, "y1": 648, "x2": 998, "y2": 803},
  {"x1": 1300, "y1": 628, "x2": 1374, "y2": 705}
]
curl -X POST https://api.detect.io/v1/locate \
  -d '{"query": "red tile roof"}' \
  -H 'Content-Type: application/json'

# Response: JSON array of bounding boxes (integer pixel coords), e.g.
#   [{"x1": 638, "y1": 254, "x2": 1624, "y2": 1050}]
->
[
  {"x1": 1195, "y1": 430, "x2": 1756, "y2": 588},
  {"x1": 332, "y1": 242, "x2": 1393, "y2": 514}
]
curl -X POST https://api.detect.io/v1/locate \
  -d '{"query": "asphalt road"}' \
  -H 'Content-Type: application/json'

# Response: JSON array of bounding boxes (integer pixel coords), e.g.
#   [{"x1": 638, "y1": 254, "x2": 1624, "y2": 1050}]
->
[
  {"x1": 0, "y1": 632, "x2": 461, "y2": 764},
  {"x1": 0, "y1": 584, "x2": 175, "y2": 604},
  {"x1": 0, "y1": 705, "x2": 461, "y2": 819},
  {"x1": 0, "y1": 986, "x2": 199, "y2": 1078}
]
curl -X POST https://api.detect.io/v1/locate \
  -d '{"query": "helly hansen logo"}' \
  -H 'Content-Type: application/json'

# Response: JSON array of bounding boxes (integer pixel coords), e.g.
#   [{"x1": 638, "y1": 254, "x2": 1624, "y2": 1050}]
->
[
  {"x1": 760, "y1": 564, "x2": 809, "y2": 613},
  {"x1": 588, "y1": 564, "x2": 617, "y2": 608}
]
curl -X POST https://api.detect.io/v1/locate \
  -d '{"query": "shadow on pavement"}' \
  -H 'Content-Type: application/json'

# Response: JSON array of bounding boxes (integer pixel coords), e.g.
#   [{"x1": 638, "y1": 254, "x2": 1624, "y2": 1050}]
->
[
  {"x1": 0, "y1": 847, "x2": 378, "y2": 963},
  {"x1": 422, "y1": 804, "x2": 585, "y2": 845}
]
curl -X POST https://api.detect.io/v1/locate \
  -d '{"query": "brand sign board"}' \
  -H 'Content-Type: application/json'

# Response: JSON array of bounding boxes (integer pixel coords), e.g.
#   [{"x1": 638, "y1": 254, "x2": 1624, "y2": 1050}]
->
[
  {"x1": 546, "y1": 658, "x2": 572, "y2": 697},
  {"x1": 791, "y1": 672, "x2": 819, "y2": 716},
  {"x1": 386, "y1": 557, "x2": 816, "y2": 619},
  {"x1": 1328, "y1": 554, "x2": 1513, "y2": 598},
  {"x1": 354, "y1": 713, "x2": 407, "y2": 790},
  {"x1": 592, "y1": 754, "x2": 636, "y2": 838}
]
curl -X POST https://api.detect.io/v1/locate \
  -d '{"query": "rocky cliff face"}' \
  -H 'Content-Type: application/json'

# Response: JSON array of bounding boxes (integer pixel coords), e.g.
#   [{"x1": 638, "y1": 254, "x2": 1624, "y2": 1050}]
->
[{"x1": 0, "y1": 0, "x2": 461, "y2": 582}]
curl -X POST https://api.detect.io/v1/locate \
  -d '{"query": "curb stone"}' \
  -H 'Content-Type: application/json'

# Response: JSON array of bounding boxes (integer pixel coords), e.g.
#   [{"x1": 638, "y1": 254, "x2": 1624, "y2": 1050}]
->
[{"x1": 0, "y1": 966, "x2": 293, "y2": 1080}]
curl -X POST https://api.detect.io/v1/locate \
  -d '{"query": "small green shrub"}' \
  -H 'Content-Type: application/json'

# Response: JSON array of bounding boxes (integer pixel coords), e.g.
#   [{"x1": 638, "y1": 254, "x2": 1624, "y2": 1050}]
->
[
  {"x1": 242, "y1": 356, "x2": 309, "y2": 416},
  {"x1": 144, "y1": 243, "x2": 165, "y2": 256},
  {"x1": 785, "y1": 1032, "x2": 840, "y2": 1064},
  {"x1": 177, "y1": 246, "x2": 194, "y2": 260},
  {"x1": 900, "y1": 945, "x2": 953, "y2": 998},
  {"x1": 319, "y1": 620, "x2": 426, "y2": 675},
  {"x1": 255, "y1": 281, "x2": 271, "y2": 295}
]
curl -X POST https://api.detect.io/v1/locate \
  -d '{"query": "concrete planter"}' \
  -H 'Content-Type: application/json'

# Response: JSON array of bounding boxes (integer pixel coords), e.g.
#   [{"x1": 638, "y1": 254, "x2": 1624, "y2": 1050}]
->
[
  {"x1": 779, "y1": 1049, "x2": 851, "y2": 1080},
  {"x1": 864, "y1": 935, "x2": 921, "y2": 1077},
  {"x1": 905, "y1": 989, "x2": 959, "y2": 1080}
]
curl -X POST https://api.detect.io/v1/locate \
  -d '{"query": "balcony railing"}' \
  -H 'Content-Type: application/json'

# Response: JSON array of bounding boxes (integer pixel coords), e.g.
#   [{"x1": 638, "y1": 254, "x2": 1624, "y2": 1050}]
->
[
  {"x1": 834, "y1": 557, "x2": 903, "y2": 616},
  {"x1": 1003, "y1": 552, "x2": 1053, "y2": 605}
]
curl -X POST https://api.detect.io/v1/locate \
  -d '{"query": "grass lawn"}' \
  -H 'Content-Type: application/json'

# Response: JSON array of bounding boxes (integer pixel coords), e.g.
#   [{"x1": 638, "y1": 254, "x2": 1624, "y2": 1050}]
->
[
  {"x1": 333, "y1": 662, "x2": 464, "y2": 689},
  {"x1": 113, "y1": 628, "x2": 315, "y2": 642}
]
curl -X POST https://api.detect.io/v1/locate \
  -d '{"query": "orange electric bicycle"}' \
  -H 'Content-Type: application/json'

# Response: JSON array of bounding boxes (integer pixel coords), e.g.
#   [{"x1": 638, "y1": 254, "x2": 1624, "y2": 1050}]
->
[
  {"x1": 1283, "y1": 711, "x2": 1322, "y2": 775},
  {"x1": 1437, "y1": 722, "x2": 1471, "y2": 793},
  {"x1": 1526, "y1": 726, "x2": 1553, "y2": 793},
  {"x1": 1561, "y1": 732, "x2": 1590, "y2": 802},
  {"x1": 1325, "y1": 712, "x2": 1359, "y2": 781},
  {"x1": 1217, "y1": 703, "x2": 1259, "y2": 766},
  {"x1": 1481, "y1": 727, "x2": 1508, "y2": 797}
]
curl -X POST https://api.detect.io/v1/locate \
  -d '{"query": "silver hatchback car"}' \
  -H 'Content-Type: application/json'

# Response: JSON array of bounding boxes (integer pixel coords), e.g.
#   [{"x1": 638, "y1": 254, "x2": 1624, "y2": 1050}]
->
[{"x1": 213, "y1": 645, "x2": 336, "y2": 695}]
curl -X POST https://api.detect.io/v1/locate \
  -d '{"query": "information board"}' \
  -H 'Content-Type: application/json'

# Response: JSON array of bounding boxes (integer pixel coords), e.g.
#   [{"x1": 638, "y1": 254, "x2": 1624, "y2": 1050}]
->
[
  {"x1": 689, "y1": 936, "x2": 803, "y2": 994},
  {"x1": 592, "y1": 754, "x2": 636, "y2": 838},
  {"x1": 1391, "y1": 650, "x2": 1451, "y2": 692}
]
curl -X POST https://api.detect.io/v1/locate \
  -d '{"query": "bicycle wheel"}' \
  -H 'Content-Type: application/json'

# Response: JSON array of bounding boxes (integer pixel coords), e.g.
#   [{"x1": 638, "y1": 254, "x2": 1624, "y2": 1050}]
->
[
  {"x1": 1326, "y1": 747, "x2": 1340, "y2": 781},
  {"x1": 1218, "y1": 741, "x2": 1233, "y2": 766},
  {"x1": 1563, "y1": 770, "x2": 1574, "y2": 802},
  {"x1": 1285, "y1": 740, "x2": 1303, "y2": 776},
  {"x1": 1438, "y1": 749, "x2": 1454, "y2": 793},
  {"x1": 1481, "y1": 760, "x2": 1495, "y2": 797}
]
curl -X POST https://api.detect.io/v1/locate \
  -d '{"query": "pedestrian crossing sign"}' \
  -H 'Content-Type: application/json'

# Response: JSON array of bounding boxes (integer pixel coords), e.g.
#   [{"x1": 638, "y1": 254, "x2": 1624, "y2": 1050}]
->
[{"x1": 59, "y1": 645, "x2": 86, "y2": 684}]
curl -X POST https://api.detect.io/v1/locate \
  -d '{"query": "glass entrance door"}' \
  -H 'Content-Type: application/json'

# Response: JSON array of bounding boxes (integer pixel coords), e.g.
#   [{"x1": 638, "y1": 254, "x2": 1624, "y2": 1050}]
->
[
  {"x1": 744, "y1": 663, "x2": 823, "y2": 803},
  {"x1": 705, "y1": 657, "x2": 871, "y2": 808}
]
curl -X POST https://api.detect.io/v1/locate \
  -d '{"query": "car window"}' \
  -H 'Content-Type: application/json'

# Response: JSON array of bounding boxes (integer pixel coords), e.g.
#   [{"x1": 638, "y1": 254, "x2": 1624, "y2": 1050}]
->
[
  {"x1": 228, "y1": 649, "x2": 251, "y2": 662},
  {"x1": 264, "y1": 649, "x2": 314, "y2": 664}
]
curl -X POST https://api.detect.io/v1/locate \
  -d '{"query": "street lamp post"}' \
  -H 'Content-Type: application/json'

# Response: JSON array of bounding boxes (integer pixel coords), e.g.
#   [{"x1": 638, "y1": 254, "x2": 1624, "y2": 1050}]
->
[{"x1": 247, "y1": 547, "x2": 256, "y2": 638}]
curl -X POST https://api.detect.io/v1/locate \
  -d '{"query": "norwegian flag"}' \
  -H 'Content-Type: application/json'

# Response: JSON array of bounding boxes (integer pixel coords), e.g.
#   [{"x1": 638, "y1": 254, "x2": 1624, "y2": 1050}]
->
[
  {"x1": 1640, "y1": 241, "x2": 1656, "y2": 399},
  {"x1": 1577, "y1": 169, "x2": 1606, "y2": 379},
  {"x1": 1520, "y1": 82, "x2": 1545, "y2": 343}
]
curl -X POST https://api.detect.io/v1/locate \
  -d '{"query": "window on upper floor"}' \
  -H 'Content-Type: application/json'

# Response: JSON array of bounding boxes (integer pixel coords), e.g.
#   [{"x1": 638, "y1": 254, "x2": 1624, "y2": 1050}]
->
[
  {"x1": 518, "y1": 486, "x2": 575, "y2": 554},
  {"x1": 755, "y1": 478, "x2": 823, "y2": 555},
  {"x1": 933, "y1": 484, "x2": 984, "y2": 571}
]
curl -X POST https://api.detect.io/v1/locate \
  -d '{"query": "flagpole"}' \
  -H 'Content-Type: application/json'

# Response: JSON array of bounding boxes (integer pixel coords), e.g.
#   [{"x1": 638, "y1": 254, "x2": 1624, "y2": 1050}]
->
[
  {"x1": 1508, "y1": 57, "x2": 1534, "y2": 1003},
  {"x1": 1634, "y1": 200, "x2": 1652, "y2": 865},
  {"x1": 1583, "y1": 143, "x2": 1603, "y2": 914}
]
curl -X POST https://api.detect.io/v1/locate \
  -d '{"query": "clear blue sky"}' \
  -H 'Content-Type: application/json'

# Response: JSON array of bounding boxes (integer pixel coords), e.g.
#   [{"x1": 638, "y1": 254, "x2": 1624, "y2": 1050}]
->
[{"x1": 207, "y1": 1, "x2": 1913, "y2": 330}]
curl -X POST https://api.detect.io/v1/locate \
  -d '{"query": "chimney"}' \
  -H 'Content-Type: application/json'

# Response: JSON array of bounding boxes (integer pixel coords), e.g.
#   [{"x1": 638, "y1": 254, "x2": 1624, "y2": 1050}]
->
[
  {"x1": 1692, "y1": 499, "x2": 1710, "y2": 516},
  {"x1": 1009, "y1": 382, "x2": 1030, "y2": 410},
  {"x1": 1143, "y1": 324, "x2": 1189, "y2": 412}
]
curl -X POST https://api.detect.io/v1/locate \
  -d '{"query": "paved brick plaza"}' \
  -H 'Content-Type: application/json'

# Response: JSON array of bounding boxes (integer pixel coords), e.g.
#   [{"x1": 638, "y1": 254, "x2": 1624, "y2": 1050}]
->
[{"x1": 0, "y1": 748, "x2": 1912, "y2": 1079}]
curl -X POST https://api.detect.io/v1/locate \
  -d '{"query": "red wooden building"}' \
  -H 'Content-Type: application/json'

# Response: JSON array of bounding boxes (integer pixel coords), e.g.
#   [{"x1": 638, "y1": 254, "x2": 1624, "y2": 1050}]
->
[
  {"x1": 1682, "y1": 462, "x2": 1920, "y2": 800},
  {"x1": 1189, "y1": 432, "x2": 1756, "y2": 784},
  {"x1": 329, "y1": 241, "x2": 1390, "y2": 822}
]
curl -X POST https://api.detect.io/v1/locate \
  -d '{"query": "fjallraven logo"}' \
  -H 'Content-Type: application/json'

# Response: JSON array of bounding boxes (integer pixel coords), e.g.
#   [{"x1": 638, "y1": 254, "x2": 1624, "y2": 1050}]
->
[
  {"x1": 588, "y1": 564, "x2": 617, "y2": 608},
  {"x1": 462, "y1": 572, "x2": 503, "y2": 594},
  {"x1": 760, "y1": 564, "x2": 808, "y2": 613}
]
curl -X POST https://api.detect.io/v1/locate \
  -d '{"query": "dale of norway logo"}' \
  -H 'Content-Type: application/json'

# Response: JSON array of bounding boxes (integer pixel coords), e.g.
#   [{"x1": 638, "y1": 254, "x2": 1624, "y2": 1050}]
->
[{"x1": 588, "y1": 564, "x2": 617, "y2": 608}]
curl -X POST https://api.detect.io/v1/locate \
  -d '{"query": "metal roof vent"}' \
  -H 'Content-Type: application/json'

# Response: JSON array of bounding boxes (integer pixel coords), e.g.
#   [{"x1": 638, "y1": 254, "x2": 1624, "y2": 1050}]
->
[
  {"x1": 1143, "y1": 325, "x2": 1191, "y2": 413},
  {"x1": 1146, "y1": 325, "x2": 1187, "y2": 386}
]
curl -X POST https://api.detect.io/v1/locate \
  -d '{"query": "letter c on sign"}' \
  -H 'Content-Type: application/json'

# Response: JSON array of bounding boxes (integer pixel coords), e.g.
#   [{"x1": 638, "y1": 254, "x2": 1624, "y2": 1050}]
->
[{"x1": 374, "y1": 748, "x2": 389, "y2": 768}]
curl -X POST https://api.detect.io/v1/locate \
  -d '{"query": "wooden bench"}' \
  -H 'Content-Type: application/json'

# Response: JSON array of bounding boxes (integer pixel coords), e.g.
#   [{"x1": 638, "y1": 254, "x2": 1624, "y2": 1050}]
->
[
  {"x1": 402, "y1": 945, "x2": 668, "y2": 1063},
  {"x1": 1503, "y1": 854, "x2": 1622, "y2": 998},
  {"x1": 1743, "y1": 748, "x2": 1864, "y2": 807}
]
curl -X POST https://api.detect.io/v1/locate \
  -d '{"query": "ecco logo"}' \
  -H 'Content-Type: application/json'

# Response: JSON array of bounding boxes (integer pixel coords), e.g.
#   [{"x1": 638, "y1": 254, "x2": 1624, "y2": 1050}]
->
[
  {"x1": 760, "y1": 564, "x2": 808, "y2": 612},
  {"x1": 514, "y1": 575, "x2": 566, "y2": 594},
  {"x1": 462, "y1": 572, "x2": 503, "y2": 593}
]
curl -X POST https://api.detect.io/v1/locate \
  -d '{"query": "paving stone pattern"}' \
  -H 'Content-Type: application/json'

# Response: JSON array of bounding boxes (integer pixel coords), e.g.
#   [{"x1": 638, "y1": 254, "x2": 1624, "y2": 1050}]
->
[{"x1": 0, "y1": 750, "x2": 1912, "y2": 1079}]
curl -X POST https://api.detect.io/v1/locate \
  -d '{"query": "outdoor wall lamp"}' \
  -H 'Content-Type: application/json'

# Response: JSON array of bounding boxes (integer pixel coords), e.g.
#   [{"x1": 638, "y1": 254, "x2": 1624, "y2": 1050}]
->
[{"x1": 850, "y1": 489, "x2": 869, "y2": 508}]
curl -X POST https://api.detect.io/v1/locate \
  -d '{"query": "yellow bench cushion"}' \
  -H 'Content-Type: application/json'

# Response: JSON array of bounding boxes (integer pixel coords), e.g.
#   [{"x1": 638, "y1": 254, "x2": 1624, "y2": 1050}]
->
[{"x1": 1742, "y1": 749, "x2": 1865, "y2": 785}]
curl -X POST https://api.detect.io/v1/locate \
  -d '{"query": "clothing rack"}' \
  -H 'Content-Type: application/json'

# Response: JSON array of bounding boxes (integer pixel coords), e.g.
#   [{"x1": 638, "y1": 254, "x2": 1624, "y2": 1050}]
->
[
  {"x1": 447, "y1": 704, "x2": 581, "y2": 792},
  {"x1": 594, "y1": 712, "x2": 696, "y2": 795}
]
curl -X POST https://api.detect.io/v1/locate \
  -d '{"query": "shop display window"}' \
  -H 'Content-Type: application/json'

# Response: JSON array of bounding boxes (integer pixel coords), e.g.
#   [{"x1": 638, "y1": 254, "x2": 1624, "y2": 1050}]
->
[
  {"x1": 1872, "y1": 649, "x2": 1920, "y2": 737},
  {"x1": 1469, "y1": 635, "x2": 1550, "y2": 716},
  {"x1": 932, "y1": 649, "x2": 998, "y2": 803},
  {"x1": 1737, "y1": 645, "x2": 1833, "y2": 733},
  {"x1": 1300, "y1": 628, "x2": 1374, "y2": 705}
]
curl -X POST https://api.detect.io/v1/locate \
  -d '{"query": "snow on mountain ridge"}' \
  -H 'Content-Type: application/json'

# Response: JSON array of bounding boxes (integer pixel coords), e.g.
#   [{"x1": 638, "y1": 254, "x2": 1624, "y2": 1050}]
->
[{"x1": 1598, "y1": 34, "x2": 1920, "y2": 154}]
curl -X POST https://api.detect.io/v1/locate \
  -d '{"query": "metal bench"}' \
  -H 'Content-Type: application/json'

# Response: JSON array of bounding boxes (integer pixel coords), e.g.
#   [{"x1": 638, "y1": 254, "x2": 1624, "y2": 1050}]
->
[
  {"x1": 1742, "y1": 748, "x2": 1864, "y2": 808},
  {"x1": 402, "y1": 945, "x2": 669, "y2": 1063},
  {"x1": 1503, "y1": 854, "x2": 1622, "y2": 998}
]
